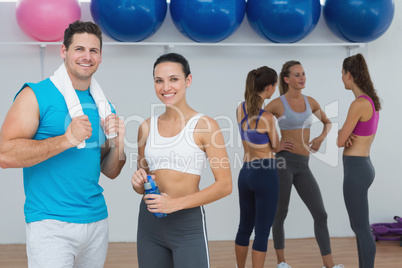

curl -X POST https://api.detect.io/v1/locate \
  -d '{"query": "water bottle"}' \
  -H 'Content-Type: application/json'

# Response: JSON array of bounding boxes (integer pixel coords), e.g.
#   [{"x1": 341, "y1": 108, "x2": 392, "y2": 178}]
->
[{"x1": 144, "y1": 175, "x2": 167, "y2": 219}]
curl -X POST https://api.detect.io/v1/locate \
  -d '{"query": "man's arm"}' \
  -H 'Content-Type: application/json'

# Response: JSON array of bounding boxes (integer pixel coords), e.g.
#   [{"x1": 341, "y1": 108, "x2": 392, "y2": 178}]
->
[
  {"x1": 0, "y1": 87, "x2": 67, "y2": 168},
  {"x1": 0, "y1": 87, "x2": 92, "y2": 169},
  {"x1": 100, "y1": 114, "x2": 126, "y2": 179}
]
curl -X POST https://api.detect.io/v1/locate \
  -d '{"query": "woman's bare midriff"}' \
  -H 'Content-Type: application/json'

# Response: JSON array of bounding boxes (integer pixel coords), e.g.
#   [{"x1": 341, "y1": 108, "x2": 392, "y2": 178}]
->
[
  {"x1": 241, "y1": 141, "x2": 276, "y2": 162},
  {"x1": 280, "y1": 129, "x2": 311, "y2": 156},
  {"x1": 343, "y1": 135, "x2": 375, "y2": 157},
  {"x1": 150, "y1": 169, "x2": 201, "y2": 198}
]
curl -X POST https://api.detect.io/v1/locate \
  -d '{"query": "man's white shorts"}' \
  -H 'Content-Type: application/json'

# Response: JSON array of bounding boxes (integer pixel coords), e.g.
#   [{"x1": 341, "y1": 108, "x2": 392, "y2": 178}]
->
[{"x1": 26, "y1": 218, "x2": 109, "y2": 268}]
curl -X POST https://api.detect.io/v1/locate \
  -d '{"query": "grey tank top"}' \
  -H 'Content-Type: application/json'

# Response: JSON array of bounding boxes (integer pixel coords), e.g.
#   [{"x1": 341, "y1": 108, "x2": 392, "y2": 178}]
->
[{"x1": 277, "y1": 95, "x2": 313, "y2": 130}]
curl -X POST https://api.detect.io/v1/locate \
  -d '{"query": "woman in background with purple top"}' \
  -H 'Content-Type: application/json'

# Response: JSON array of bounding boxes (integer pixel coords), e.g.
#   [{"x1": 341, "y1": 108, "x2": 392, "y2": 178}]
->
[
  {"x1": 337, "y1": 53, "x2": 380, "y2": 268},
  {"x1": 235, "y1": 66, "x2": 289, "y2": 268}
]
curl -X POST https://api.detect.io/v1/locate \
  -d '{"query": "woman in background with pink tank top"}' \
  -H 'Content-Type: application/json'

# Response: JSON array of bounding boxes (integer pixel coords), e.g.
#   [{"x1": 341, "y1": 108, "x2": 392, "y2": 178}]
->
[{"x1": 337, "y1": 53, "x2": 380, "y2": 268}]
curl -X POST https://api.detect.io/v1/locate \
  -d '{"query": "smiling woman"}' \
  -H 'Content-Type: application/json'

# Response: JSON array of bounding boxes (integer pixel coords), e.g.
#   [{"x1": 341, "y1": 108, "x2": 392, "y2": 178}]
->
[{"x1": 131, "y1": 52, "x2": 232, "y2": 268}]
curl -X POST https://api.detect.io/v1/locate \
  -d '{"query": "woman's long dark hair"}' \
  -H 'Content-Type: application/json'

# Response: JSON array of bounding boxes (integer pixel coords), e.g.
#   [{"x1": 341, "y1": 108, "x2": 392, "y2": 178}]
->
[
  {"x1": 244, "y1": 66, "x2": 277, "y2": 117},
  {"x1": 153, "y1": 52, "x2": 191, "y2": 78},
  {"x1": 343, "y1": 53, "x2": 381, "y2": 111}
]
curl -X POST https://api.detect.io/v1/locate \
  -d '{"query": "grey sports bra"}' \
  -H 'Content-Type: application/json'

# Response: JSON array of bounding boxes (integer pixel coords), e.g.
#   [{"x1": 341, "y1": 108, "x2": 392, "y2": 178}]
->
[{"x1": 277, "y1": 95, "x2": 313, "y2": 130}]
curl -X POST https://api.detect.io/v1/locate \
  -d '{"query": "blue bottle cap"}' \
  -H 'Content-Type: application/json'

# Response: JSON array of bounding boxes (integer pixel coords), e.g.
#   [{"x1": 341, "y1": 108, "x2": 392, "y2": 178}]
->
[
  {"x1": 144, "y1": 181, "x2": 152, "y2": 191},
  {"x1": 146, "y1": 175, "x2": 157, "y2": 190}
]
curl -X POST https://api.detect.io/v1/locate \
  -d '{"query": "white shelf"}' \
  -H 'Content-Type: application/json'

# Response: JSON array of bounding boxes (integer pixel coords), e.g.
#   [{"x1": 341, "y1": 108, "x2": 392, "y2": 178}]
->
[
  {"x1": 0, "y1": 41, "x2": 365, "y2": 79},
  {"x1": 0, "y1": 41, "x2": 366, "y2": 48}
]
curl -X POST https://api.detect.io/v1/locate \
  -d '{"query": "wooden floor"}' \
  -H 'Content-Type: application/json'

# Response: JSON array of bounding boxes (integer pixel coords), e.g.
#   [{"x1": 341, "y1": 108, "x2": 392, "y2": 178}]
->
[{"x1": 1, "y1": 238, "x2": 401, "y2": 267}]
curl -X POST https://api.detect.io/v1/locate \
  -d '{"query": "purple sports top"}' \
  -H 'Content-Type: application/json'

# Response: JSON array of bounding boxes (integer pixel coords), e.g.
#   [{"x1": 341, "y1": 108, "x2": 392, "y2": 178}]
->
[{"x1": 238, "y1": 102, "x2": 270, "y2": 145}]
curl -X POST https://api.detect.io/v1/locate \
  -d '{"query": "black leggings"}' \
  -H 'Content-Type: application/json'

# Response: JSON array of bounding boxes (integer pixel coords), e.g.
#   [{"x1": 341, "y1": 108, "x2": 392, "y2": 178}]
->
[
  {"x1": 272, "y1": 151, "x2": 331, "y2": 256},
  {"x1": 343, "y1": 155, "x2": 376, "y2": 268},
  {"x1": 235, "y1": 158, "x2": 279, "y2": 252}
]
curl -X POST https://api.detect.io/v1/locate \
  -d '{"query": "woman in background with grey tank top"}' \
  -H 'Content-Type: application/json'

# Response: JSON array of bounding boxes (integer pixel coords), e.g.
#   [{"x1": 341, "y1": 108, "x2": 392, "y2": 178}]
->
[{"x1": 264, "y1": 61, "x2": 343, "y2": 268}]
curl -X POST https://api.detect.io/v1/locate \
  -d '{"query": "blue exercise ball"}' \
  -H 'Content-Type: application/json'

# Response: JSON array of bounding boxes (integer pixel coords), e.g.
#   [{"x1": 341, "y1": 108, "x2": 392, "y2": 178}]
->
[
  {"x1": 323, "y1": 0, "x2": 395, "y2": 42},
  {"x1": 170, "y1": 0, "x2": 246, "y2": 43},
  {"x1": 246, "y1": 0, "x2": 321, "y2": 43},
  {"x1": 90, "y1": 0, "x2": 167, "y2": 42}
]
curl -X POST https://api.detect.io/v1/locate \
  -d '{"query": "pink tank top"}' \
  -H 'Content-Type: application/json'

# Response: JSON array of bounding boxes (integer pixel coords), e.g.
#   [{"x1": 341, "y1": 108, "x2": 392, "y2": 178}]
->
[{"x1": 352, "y1": 95, "x2": 379, "y2": 136}]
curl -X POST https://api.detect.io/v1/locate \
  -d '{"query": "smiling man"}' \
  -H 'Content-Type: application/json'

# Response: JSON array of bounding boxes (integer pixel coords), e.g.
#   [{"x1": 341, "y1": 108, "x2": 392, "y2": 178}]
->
[{"x1": 0, "y1": 21, "x2": 126, "y2": 268}]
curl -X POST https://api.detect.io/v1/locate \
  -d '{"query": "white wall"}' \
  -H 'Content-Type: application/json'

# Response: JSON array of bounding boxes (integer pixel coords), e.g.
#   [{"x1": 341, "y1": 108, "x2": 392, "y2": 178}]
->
[{"x1": 1, "y1": 2, "x2": 401, "y2": 244}]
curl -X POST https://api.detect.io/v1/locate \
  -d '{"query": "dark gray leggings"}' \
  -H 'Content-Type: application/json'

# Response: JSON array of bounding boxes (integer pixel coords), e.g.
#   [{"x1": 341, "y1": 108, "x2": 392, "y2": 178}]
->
[
  {"x1": 273, "y1": 151, "x2": 331, "y2": 256},
  {"x1": 137, "y1": 200, "x2": 210, "y2": 268},
  {"x1": 343, "y1": 155, "x2": 376, "y2": 268}
]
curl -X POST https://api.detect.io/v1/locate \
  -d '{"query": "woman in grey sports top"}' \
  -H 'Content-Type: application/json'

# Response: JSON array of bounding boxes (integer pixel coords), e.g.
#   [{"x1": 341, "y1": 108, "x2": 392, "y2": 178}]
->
[{"x1": 264, "y1": 61, "x2": 343, "y2": 268}]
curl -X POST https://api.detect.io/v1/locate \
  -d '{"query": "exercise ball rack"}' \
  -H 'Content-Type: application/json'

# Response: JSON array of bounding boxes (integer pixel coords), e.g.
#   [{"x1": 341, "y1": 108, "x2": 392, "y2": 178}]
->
[{"x1": 0, "y1": 41, "x2": 365, "y2": 80}]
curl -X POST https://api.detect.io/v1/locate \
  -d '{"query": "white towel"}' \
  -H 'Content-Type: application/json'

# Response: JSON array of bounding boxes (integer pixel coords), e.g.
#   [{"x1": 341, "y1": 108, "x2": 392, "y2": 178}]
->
[{"x1": 50, "y1": 63, "x2": 117, "y2": 149}]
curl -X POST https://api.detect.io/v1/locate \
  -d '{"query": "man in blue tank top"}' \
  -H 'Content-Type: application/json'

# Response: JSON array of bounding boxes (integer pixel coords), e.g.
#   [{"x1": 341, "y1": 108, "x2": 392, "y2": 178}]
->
[{"x1": 0, "y1": 21, "x2": 126, "y2": 268}]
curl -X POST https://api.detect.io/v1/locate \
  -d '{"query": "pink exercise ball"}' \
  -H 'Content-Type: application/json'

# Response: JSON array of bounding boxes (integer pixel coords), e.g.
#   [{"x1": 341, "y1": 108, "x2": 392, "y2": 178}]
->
[{"x1": 16, "y1": 0, "x2": 81, "y2": 42}]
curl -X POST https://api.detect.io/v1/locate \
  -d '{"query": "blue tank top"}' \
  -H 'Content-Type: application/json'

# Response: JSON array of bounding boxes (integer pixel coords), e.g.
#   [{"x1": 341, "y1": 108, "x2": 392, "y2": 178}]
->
[
  {"x1": 238, "y1": 102, "x2": 270, "y2": 145},
  {"x1": 16, "y1": 78, "x2": 114, "y2": 224},
  {"x1": 278, "y1": 95, "x2": 313, "y2": 130}
]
